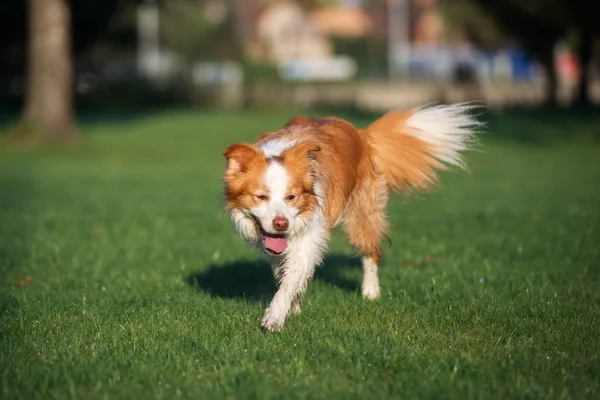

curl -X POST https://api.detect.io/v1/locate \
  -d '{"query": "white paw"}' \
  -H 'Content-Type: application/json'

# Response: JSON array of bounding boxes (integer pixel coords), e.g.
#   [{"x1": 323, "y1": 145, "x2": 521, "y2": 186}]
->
[
  {"x1": 362, "y1": 285, "x2": 381, "y2": 300},
  {"x1": 260, "y1": 308, "x2": 286, "y2": 332}
]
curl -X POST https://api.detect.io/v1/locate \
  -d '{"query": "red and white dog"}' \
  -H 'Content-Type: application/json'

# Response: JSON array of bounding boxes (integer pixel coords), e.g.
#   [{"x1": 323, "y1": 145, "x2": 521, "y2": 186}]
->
[{"x1": 223, "y1": 104, "x2": 480, "y2": 331}]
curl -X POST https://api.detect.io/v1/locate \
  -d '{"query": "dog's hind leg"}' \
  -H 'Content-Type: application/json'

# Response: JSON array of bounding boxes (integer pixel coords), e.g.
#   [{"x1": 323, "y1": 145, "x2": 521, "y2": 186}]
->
[{"x1": 342, "y1": 175, "x2": 389, "y2": 300}]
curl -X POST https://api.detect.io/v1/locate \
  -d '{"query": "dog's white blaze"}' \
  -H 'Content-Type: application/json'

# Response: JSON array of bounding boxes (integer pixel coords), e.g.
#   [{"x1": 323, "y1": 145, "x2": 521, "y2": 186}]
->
[
  {"x1": 260, "y1": 138, "x2": 297, "y2": 157},
  {"x1": 249, "y1": 161, "x2": 298, "y2": 235},
  {"x1": 405, "y1": 103, "x2": 481, "y2": 169},
  {"x1": 264, "y1": 161, "x2": 288, "y2": 203}
]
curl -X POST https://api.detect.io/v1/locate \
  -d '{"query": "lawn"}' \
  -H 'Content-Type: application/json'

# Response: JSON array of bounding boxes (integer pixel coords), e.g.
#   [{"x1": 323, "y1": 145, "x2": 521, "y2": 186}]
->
[{"x1": 1, "y1": 109, "x2": 599, "y2": 399}]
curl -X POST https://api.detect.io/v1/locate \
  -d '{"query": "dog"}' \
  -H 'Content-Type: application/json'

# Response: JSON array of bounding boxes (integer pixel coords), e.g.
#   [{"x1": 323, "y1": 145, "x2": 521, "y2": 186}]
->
[{"x1": 222, "y1": 104, "x2": 481, "y2": 331}]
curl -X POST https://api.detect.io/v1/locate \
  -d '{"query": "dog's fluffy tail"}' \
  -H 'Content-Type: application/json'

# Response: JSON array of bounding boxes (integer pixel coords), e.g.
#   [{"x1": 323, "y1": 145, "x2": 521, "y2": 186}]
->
[{"x1": 362, "y1": 103, "x2": 482, "y2": 193}]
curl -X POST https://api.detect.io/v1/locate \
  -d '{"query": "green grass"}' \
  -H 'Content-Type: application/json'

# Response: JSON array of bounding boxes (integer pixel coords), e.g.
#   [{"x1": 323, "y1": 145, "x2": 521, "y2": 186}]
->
[{"x1": 1, "y1": 109, "x2": 599, "y2": 399}]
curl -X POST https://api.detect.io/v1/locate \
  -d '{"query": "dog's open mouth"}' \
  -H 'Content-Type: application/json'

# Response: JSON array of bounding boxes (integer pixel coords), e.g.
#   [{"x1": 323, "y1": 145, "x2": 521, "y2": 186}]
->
[
  {"x1": 262, "y1": 231, "x2": 288, "y2": 255},
  {"x1": 251, "y1": 216, "x2": 288, "y2": 255}
]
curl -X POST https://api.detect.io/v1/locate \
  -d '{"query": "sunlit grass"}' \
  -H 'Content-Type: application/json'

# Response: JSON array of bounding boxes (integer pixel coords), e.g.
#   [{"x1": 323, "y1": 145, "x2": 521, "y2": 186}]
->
[{"x1": 1, "y1": 109, "x2": 599, "y2": 399}]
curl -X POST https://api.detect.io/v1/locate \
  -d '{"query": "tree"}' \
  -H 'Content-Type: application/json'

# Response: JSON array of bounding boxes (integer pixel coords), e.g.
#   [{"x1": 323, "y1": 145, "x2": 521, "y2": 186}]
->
[
  {"x1": 565, "y1": 0, "x2": 600, "y2": 106},
  {"x1": 442, "y1": 0, "x2": 508, "y2": 50},
  {"x1": 462, "y1": 0, "x2": 600, "y2": 107},
  {"x1": 1, "y1": 0, "x2": 127, "y2": 142},
  {"x1": 24, "y1": 0, "x2": 77, "y2": 141},
  {"x1": 458, "y1": 0, "x2": 562, "y2": 106},
  {"x1": 0, "y1": 0, "x2": 124, "y2": 76}
]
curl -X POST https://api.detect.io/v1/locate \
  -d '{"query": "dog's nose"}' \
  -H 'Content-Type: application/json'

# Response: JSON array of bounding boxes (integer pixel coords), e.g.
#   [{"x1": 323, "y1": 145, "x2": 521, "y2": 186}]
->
[{"x1": 272, "y1": 216, "x2": 289, "y2": 232}]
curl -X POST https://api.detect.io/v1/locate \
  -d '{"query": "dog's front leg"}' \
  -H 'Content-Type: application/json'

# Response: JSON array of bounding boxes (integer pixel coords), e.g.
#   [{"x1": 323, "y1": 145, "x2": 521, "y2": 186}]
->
[
  {"x1": 261, "y1": 225, "x2": 328, "y2": 332},
  {"x1": 261, "y1": 256, "x2": 315, "y2": 332}
]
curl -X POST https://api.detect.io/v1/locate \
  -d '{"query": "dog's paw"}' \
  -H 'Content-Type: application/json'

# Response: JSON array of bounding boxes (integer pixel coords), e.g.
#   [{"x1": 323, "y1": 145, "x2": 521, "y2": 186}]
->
[
  {"x1": 362, "y1": 285, "x2": 381, "y2": 300},
  {"x1": 261, "y1": 308, "x2": 285, "y2": 332}
]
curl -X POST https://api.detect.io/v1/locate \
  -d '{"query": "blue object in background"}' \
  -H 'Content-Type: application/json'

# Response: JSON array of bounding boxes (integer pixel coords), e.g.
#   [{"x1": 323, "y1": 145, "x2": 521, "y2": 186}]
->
[{"x1": 508, "y1": 47, "x2": 534, "y2": 81}]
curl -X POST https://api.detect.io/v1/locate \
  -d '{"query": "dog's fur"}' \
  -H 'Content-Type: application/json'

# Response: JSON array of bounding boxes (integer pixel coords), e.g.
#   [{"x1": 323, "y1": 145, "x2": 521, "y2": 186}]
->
[{"x1": 222, "y1": 104, "x2": 481, "y2": 331}]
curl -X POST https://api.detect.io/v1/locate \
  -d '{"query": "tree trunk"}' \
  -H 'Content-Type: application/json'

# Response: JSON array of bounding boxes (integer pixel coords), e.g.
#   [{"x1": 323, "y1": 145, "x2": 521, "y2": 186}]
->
[
  {"x1": 539, "y1": 48, "x2": 558, "y2": 107},
  {"x1": 575, "y1": 28, "x2": 592, "y2": 106},
  {"x1": 24, "y1": 0, "x2": 78, "y2": 140}
]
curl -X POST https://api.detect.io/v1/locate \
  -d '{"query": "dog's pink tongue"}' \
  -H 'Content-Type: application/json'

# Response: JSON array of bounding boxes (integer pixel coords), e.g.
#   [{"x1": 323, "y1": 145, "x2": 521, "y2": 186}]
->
[{"x1": 264, "y1": 236, "x2": 287, "y2": 254}]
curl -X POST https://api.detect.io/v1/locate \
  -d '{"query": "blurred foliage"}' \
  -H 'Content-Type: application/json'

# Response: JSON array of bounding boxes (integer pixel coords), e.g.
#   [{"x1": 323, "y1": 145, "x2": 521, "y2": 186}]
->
[
  {"x1": 442, "y1": 1, "x2": 508, "y2": 49},
  {"x1": 0, "y1": 0, "x2": 123, "y2": 74},
  {"x1": 462, "y1": 0, "x2": 600, "y2": 105},
  {"x1": 443, "y1": 0, "x2": 600, "y2": 57},
  {"x1": 161, "y1": 0, "x2": 241, "y2": 62},
  {"x1": 296, "y1": 0, "x2": 338, "y2": 10},
  {"x1": 242, "y1": 62, "x2": 281, "y2": 84},
  {"x1": 76, "y1": 79, "x2": 190, "y2": 111},
  {"x1": 86, "y1": 0, "x2": 140, "y2": 63},
  {"x1": 332, "y1": 36, "x2": 387, "y2": 78}
]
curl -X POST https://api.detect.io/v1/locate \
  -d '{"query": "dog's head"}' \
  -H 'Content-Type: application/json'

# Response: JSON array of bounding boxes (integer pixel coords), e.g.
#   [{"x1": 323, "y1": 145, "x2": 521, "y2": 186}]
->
[{"x1": 223, "y1": 140, "x2": 321, "y2": 255}]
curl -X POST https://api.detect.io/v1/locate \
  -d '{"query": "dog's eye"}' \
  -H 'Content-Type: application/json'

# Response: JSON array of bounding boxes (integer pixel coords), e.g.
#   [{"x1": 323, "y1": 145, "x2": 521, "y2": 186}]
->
[
  {"x1": 286, "y1": 194, "x2": 296, "y2": 201},
  {"x1": 255, "y1": 194, "x2": 268, "y2": 201}
]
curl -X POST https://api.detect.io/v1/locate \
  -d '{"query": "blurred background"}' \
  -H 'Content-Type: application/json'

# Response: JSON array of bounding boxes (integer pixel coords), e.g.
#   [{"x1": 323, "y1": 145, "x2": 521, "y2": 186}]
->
[{"x1": 1, "y1": 0, "x2": 599, "y2": 138}]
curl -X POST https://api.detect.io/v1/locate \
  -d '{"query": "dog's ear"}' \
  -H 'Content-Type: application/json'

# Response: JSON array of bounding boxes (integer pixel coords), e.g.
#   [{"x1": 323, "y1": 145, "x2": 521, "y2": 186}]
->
[
  {"x1": 284, "y1": 141, "x2": 321, "y2": 162},
  {"x1": 300, "y1": 141, "x2": 321, "y2": 161},
  {"x1": 223, "y1": 143, "x2": 258, "y2": 178},
  {"x1": 307, "y1": 146, "x2": 320, "y2": 160}
]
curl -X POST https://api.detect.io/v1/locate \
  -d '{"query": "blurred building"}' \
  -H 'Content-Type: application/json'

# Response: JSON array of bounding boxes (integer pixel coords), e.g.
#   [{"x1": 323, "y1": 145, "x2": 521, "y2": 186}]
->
[
  {"x1": 134, "y1": 0, "x2": 548, "y2": 85},
  {"x1": 254, "y1": 2, "x2": 331, "y2": 64},
  {"x1": 239, "y1": 1, "x2": 376, "y2": 82},
  {"x1": 412, "y1": 0, "x2": 444, "y2": 46},
  {"x1": 243, "y1": 2, "x2": 372, "y2": 62},
  {"x1": 3, "y1": 0, "x2": 588, "y2": 112}
]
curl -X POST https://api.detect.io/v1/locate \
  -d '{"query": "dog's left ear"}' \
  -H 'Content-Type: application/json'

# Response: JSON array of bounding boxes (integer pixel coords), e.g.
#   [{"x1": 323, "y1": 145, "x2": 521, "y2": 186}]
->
[
  {"x1": 223, "y1": 143, "x2": 258, "y2": 178},
  {"x1": 285, "y1": 141, "x2": 321, "y2": 162},
  {"x1": 302, "y1": 142, "x2": 321, "y2": 161},
  {"x1": 307, "y1": 146, "x2": 320, "y2": 160}
]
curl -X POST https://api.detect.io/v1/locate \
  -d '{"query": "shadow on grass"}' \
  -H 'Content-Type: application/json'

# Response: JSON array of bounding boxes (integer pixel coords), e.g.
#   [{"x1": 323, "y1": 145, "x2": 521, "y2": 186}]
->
[{"x1": 186, "y1": 253, "x2": 362, "y2": 302}]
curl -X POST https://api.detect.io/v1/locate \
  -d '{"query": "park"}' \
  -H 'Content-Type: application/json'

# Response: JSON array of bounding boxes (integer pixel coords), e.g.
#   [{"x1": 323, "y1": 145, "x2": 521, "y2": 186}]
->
[{"x1": 1, "y1": 0, "x2": 599, "y2": 398}]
